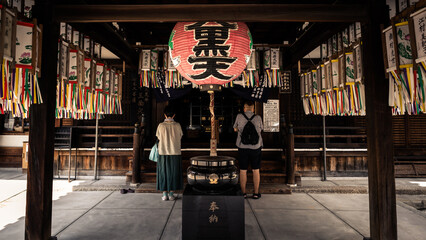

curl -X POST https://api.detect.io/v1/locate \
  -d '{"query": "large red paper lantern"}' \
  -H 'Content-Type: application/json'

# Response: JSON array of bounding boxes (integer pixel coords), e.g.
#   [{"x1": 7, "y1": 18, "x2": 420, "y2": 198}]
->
[{"x1": 169, "y1": 22, "x2": 252, "y2": 85}]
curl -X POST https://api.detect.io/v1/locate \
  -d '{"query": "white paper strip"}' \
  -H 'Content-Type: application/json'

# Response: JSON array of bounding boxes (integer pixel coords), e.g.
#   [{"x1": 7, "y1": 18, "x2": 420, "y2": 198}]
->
[
  {"x1": 141, "y1": 50, "x2": 151, "y2": 70},
  {"x1": 271, "y1": 48, "x2": 280, "y2": 69}
]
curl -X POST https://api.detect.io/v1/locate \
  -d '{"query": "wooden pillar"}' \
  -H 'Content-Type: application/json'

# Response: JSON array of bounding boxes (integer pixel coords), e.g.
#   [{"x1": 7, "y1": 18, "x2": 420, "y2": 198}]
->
[
  {"x1": 25, "y1": 1, "x2": 59, "y2": 239},
  {"x1": 286, "y1": 124, "x2": 295, "y2": 185},
  {"x1": 362, "y1": 1, "x2": 397, "y2": 239},
  {"x1": 132, "y1": 123, "x2": 141, "y2": 184}
]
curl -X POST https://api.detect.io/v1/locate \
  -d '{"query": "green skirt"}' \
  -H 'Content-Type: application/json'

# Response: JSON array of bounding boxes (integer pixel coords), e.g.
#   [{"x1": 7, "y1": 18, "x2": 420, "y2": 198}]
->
[{"x1": 156, "y1": 155, "x2": 183, "y2": 191}]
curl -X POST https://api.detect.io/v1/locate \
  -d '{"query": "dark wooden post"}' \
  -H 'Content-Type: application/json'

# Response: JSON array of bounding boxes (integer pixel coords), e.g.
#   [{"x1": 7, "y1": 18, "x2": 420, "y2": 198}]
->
[
  {"x1": 132, "y1": 123, "x2": 141, "y2": 184},
  {"x1": 25, "y1": 1, "x2": 59, "y2": 239},
  {"x1": 286, "y1": 124, "x2": 295, "y2": 185},
  {"x1": 139, "y1": 121, "x2": 145, "y2": 171},
  {"x1": 363, "y1": 1, "x2": 397, "y2": 239}
]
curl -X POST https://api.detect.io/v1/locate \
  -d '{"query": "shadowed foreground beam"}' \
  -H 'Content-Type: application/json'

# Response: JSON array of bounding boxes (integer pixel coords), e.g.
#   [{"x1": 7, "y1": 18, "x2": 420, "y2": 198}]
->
[{"x1": 54, "y1": 4, "x2": 368, "y2": 23}]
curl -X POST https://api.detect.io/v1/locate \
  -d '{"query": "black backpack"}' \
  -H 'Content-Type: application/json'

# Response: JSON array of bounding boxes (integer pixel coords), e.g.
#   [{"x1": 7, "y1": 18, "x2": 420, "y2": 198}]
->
[{"x1": 240, "y1": 113, "x2": 259, "y2": 145}]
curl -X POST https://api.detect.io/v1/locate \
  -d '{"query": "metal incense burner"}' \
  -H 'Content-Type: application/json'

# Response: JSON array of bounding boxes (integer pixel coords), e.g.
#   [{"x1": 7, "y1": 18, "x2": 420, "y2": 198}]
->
[{"x1": 187, "y1": 155, "x2": 239, "y2": 193}]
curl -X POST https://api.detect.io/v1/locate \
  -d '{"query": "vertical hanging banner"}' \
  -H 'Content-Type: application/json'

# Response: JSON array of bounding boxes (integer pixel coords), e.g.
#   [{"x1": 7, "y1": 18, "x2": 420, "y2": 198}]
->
[
  {"x1": 412, "y1": 8, "x2": 426, "y2": 60},
  {"x1": 77, "y1": 51, "x2": 84, "y2": 85},
  {"x1": 342, "y1": 28, "x2": 349, "y2": 48},
  {"x1": 242, "y1": 48, "x2": 259, "y2": 87},
  {"x1": 327, "y1": 38, "x2": 333, "y2": 57},
  {"x1": 103, "y1": 68, "x2": 111, "y2": 114},
  {"x1": 94, "y1": 42, "x2": 101, "y2": 58},
  {"x1": 331, "y1": 59, "x2": 339, "y2": 88},
  {"x1": 355, "y1": 22, "x2": 362, "y2": 40},
  {"x1": 338, "y1": 54, "x2": 346, "y2": 115},
  {"x1": 95, "y1": 63, "x2": 104, "y2": 89},
  {"x1": 95, "y1": 63, "x2": 104, "y2": 114},
  {"x1": 300, "y1": 73, "x2": 309, "y2": 115},
  {"x1": 384, "y1": 26, "x2": 399, "y2": 112},
  {"x1": 84, "y1": 36, "x2": 90, "y2": 53},
  {"x1": 354, "y1": 44, "x2": 363, "y2": 82},
  {"x1": 345, "y1": 52, "x2": 356, "y2": 115},
  {"x1": 13, "y1": 0, "x2": 22, "y2": 13},
  {"x1": 139, "y1": 49, "x2": 151, "y2": 87},
  {"x1": 73, "y1": 29, "x2": 80, "y2": 47},
  {"x1": 396, "y1": 21, "x2": 415, "y2": 114},
  {"x1": 263, "y1": 48, "x2": 271, "y2": 87},
  {"x1": 104, "y1": 68, "x2": 111, "y2": 93},
  {"x1": 13, "y1": 21, "x2": 43, "y2": 118},
  {"x1": 263, "y1": 48, "x2": 281, "y2": 88},
  {"x1": 384, "y1": 26, "x2": 397, "y2": 69},
  {"x1": 354, "y1": 44, "x2": 365, "y2": 115},
  {"x1": 150, "y1": 49, "x2": 159, "y2": 87},
  {"x1": 337, "y1": 32, "x2": 342, "y2": 53},
  {"x1": 396, "y1": 22, "x2": 413, "y2": 66},
  {"x1": 67, "y1": 49, "x2": 79, "y2": 117},
  {"x1": 271, "y1": 48, "x2": 281, "y2": 87},
  {"x1": 16, "y1": 22, "x2": 33, "y2": 67},
  {"x1": 412, "y1": 8, "x2": 426, "y2": 114},
  {"x1": 312, "y1": 69, "x2": 319, "y2": 94},
  {"x1": 321, "y1": 43, "x2": 327, "y2": 59},
  {"x1": 24, "y1": 0, "x2": 34, "y2": 19},
  {"x1": 345, "y1": 52, "x2": 355, "y2": 83},
  {"x1": 331, "y1": 59, "x2": 339, "y2": 115},
  {"x1": 114, "y1": 72, "x2": 119, "y2": 95},
  {"x1": 307, "y1": 71, "x2": 316, "y2": 114},
  {"x1": 83, "y1": 58, "x2": 92, "y2": 89},
  {"x1": 3, "y1": 8, "x2": 15, "y2": 59},
  {"x1": 312, "y1": 69, "x2": 321, "y2": 115},
  {"x1": 332, "y1": 34, "x2": 338, "y2": 54},
  {"x1": 163, "y1": 50, "x2": 182, "y2": 88},
  {"x1": 349, "y1": 24, "x2": 355, "y2": 44},
  {"x1": 60, "y1": 22, "x2": 66, "y2": 40},
  {"x1": 66, "y1": 24, "x2": 72, "y2": 43},
  {"x1": 399, "y1": 0, "x2": 408, "y2": 12},
  {"x1": 68, "y1": 50, "x2": 78, "y2": 83},
  {"x1": 320, "y1": 64, "x2": 326, "y2": 92},
  {"x1": 307, "y1": 71, "x2": 312, "y2": 96}
]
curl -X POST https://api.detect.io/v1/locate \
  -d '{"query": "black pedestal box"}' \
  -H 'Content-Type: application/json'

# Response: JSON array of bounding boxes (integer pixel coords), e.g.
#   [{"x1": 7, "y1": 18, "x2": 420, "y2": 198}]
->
[{"x1": 182, "y1": 185, "x2": 245, "y2": 240}]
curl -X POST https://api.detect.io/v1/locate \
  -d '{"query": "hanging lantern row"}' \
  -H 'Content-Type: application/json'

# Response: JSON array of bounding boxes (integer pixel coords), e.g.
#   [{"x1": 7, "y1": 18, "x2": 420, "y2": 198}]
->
[
  {"x1": 382, "y1": 7, "x2": 426, "y2": 115},
  {"x1": 139, "y1": 49, "x2": 191, "y2": 88},
  {"x1": 139, "y1": 47, "x2": 286, "y2": 89},
  {"x1": 56, "y1": 23, "x2": 122, "y2": 120},
  {"x1": 59, "y1": 22, "x2": 101, "y2": 59},
  {"x1": 301, "y1": 22, "x2": 366, "y2": 116},
  {"x1": 0, "y1": 4, "x2": 43, "y2": 118}
]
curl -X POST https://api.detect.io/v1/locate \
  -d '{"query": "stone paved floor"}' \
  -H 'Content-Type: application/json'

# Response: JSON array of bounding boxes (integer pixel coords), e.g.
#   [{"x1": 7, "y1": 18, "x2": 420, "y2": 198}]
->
[{"x1": 1, "y1": 168, "x2": 426, "y2": 240}]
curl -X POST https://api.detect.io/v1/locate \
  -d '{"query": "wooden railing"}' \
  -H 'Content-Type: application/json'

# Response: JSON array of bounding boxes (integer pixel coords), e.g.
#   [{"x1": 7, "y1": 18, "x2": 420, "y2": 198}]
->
[
  {"x1": 293, "y1": 126, "x2": 367, "y2": 149},
  {"x1": 56, "y1": 125, "x2": 135, "y2": 148}
]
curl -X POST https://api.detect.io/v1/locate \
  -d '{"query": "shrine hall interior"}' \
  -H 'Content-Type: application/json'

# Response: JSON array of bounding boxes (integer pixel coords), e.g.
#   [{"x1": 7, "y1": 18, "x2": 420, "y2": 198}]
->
[
  {"x1": 1, "y1": 1, "x2": 426, "y2": 240},
  {"x1": 0, "y1": 0, "x2": 424, "y2": 179}
]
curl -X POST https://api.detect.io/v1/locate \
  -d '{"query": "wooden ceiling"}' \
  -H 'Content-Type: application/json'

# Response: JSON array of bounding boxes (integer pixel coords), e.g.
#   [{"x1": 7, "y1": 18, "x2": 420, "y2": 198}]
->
[{"x1": 57, "y1": 0, "x2": 366, "y2": 67}]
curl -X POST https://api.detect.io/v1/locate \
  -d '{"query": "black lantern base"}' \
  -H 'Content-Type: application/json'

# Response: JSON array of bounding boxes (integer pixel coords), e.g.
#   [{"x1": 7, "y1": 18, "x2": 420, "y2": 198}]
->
[
  {"x1": 182, "y1": 184, "x2": 245, "y2": 240},
  {"x1": 199, "y1": 84, "x2": 222, "y2": 92}
]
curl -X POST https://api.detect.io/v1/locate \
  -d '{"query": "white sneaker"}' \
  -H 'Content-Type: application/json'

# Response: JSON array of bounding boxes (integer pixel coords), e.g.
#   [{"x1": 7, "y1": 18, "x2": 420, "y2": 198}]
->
[
  {"x1": 168, "y1": 194, "x2": 175, "y2": 201},
  {"x1": 162, "y1": 195, "x2": 168, "y2": 201}
]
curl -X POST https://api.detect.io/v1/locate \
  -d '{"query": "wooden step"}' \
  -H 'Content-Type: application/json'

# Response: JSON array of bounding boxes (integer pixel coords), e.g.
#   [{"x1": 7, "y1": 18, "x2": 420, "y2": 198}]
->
[
  {"x1": 141, "y1": 159, "x2": 285, "y2": 173},
  {"x1": 127, "y1": 171, "x2": 288, "y2": 184},
  {"x1": 135, "y1": 183, "x2": 291, "y2": 194},
  {"x1": 142, "y1": 149, "x2": 284, "y2": 162}
]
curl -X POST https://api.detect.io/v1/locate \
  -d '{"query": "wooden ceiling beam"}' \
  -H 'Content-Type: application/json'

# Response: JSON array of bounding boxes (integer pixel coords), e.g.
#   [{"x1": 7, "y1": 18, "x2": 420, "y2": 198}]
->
[
  {"x1": 54, "y1": 4, "x2": 368, "y2": 23},
  {"x1": 71, "y1": 23, "x2": 138, "y2": 66},
  {"x1": 282, "y1": 22, "x2": 347, "y2": 69}
]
